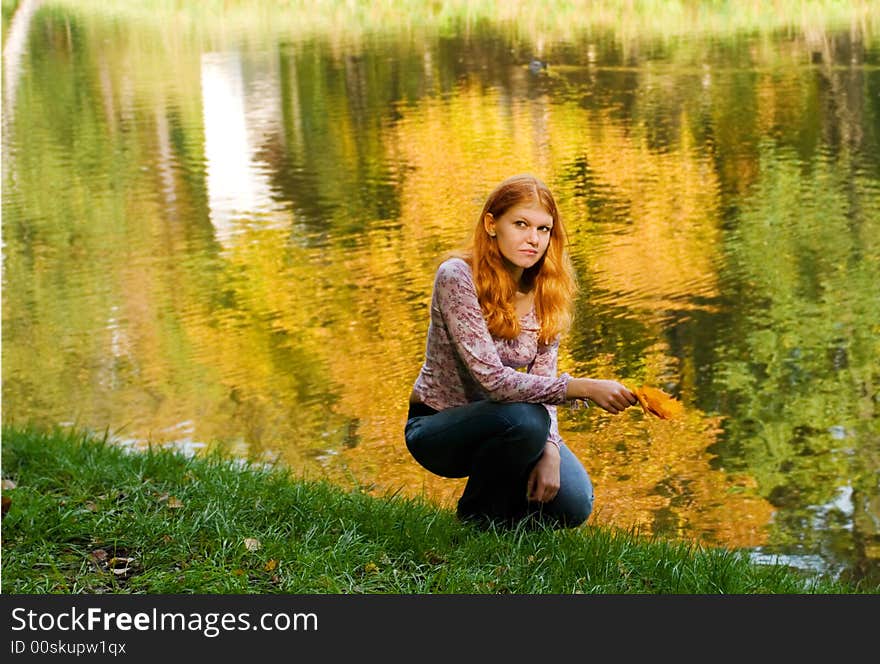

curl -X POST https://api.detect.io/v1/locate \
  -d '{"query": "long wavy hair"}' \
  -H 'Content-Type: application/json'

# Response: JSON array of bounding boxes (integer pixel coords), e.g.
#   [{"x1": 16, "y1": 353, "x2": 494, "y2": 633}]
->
[{"x1": 451, "y1": 174, "x2": 577, "y2": 345}]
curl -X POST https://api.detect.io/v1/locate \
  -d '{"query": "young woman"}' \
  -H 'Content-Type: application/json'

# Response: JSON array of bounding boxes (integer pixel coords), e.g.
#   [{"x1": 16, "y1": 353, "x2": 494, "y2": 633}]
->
[{"x1": 405, "y1": 174, "x2": 638, "y2": 529}]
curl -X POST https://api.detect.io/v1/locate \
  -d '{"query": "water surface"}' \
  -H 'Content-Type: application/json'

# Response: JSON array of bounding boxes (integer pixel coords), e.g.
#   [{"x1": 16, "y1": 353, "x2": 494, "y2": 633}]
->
[{"x1": 3, "y1": 1, "x2": 879, "y2": 585}]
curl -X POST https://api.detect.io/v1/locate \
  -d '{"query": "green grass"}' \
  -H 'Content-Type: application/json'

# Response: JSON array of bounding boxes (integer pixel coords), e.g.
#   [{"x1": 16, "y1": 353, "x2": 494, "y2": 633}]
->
[{"x1": 1, "y1": 424, "x2": 873, "y2": 594}]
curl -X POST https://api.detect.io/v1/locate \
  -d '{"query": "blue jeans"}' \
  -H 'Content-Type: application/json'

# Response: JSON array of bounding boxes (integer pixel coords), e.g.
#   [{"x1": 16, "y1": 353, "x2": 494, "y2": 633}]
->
[{"x1": 404, "y1": 400, "x2": 593, "y2": 528}]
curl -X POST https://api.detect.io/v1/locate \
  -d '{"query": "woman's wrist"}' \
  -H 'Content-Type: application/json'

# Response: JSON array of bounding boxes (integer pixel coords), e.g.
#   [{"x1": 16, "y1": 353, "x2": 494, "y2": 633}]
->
[{"x1": 566, "y1": 377, "x2": 594, "y2": 401}]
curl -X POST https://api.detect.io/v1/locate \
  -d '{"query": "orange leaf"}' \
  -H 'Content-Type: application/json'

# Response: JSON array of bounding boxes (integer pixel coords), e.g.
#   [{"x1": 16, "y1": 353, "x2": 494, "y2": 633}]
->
[{"x1": 633, "y1": 386, "x2": 684, "y2": 420}]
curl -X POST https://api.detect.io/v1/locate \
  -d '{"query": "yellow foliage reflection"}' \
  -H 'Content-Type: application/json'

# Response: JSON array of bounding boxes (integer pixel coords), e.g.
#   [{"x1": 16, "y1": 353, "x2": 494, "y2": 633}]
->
[
  {"x1": 569, "y1": 411, "x2": 774, "y2": 548},
  {"x1": 2, "y1": 10, "x2": 783, "y2": 555},
  {"x1": 321, "y1": 78, "x2": 772, "y2": 550}
]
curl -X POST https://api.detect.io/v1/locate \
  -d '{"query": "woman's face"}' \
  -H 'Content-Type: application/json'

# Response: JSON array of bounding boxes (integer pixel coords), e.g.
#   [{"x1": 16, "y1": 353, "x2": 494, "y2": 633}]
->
[{"x1": 484, "y1": 199, "x2": 553, "y2": 275}]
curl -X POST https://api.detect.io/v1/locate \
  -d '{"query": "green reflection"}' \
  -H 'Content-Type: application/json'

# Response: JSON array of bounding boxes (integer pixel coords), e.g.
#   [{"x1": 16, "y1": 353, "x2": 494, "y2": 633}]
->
[
  {"x1": 713, "y1": 143, "x2": 879, "y2": 581},
  {"x1": 2, "y1": 0, "x2": 879, "y2": 584}
]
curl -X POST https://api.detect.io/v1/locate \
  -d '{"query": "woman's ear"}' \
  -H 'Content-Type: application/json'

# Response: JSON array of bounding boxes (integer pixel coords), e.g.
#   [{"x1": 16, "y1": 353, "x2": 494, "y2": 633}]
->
[{"x1": 483, "y1": 213, "x2": 496, "y2": 237}]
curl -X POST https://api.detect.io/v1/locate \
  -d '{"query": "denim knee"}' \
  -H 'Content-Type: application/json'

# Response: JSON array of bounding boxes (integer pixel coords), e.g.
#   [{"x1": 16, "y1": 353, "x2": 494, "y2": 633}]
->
[
  {"x1": 497, "y1": 402, "x2": 550, "y2": 451},
  {"x1": 548, "y1": 450, "x2": 594, "y2": 528},
  {"x1": 560, "y1": 490, "x2": 593, "y2": 528}
]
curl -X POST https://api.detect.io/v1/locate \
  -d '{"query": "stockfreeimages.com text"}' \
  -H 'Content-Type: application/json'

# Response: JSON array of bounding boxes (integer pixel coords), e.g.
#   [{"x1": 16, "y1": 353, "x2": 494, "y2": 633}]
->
[{"x1": 10, "y1": 606, "x2": 317, "y2": 639}]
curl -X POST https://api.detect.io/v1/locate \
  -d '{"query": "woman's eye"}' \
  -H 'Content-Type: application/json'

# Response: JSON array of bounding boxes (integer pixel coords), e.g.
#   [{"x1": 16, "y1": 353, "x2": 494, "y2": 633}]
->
[{"x1": 539, "y1": 226, "x2": 551, "y2": 233}]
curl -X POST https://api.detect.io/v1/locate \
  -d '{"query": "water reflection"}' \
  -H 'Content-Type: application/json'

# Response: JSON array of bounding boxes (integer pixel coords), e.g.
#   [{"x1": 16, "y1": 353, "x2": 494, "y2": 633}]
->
[
  {"x1": 201, "y1": 51, "x2": 287, "y2": 248},
  {"x1": 2, "y1": 3, "x2": 878, "y2": 585},
  {"x1": 2, "y1": 0, "x2": 43, "y2": 130}
]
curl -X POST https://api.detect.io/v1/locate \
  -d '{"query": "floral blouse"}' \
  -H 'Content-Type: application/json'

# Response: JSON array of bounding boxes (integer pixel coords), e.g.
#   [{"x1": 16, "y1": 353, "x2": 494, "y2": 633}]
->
[{"x1": 410, "y1": 257, "x2": 572, "y2": 448}]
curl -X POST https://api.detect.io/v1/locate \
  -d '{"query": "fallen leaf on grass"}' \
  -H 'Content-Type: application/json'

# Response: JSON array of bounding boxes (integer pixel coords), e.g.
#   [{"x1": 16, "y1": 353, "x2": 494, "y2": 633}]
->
[
  {"x1": 264, "y1": 559, "x2": 277, "y2": 572},
  {"x1": 156, "y1": 493, "x2": 184, "y2": 509},
  {"x1": 109, "y1": 557, "x2": 134, "y2": 576},
  {"x1": 423, "y1": 550, "x2": 446, "y2": 565},
  {"x1": 90, "y1": 549, "x2": 109, "y2": 563},
  {"x1": 633, "y1": 386, "x2": 684, "y2": 420},
  {"x1": 89, "y1": 549, "x2": 138, "y2": 580},
  {"x1": 244, "y1": 538, "x2": 261, "y2": 552},
  {"x1": 1, "y1": 479, "x2": 15, "y2": 516}
]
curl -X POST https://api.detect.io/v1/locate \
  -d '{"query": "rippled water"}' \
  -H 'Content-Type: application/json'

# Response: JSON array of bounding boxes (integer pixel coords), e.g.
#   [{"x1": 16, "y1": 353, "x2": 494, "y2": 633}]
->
[{"x1": 3, "y1": 2, "x2": 879, "y2": 585}]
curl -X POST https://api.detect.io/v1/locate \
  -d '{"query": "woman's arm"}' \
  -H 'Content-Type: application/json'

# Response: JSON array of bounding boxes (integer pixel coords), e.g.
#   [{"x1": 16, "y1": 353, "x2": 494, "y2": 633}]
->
[
  {"x1": 435, "y1": 258, "x2": 637, "y2": 412},
  {"x1": 565, "y1": 377, "x2": 637, "y2": 414},
  {"x1": 527, "y1": 336, "x2": 566, "y2": 449}
]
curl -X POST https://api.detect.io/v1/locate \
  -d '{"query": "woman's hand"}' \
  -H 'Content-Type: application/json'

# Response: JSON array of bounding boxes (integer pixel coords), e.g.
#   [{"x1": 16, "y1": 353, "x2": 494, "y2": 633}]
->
[
  {"x1": 571, "y1": 378, "x2": 638, "y2": 414},
  {"x1": 527, "y1": 443, "x2": 561, "y2": 503}
]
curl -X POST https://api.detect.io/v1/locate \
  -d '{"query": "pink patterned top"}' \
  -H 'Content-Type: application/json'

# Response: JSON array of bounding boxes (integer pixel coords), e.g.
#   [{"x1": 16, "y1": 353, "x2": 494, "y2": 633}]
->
[{"x1": 410, "y1": 257, "x2": 572, "y2": 448}]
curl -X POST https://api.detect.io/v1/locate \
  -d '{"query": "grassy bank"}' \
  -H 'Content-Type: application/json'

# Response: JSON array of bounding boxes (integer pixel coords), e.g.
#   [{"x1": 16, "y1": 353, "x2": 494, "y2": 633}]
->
[{"x1": 1, "y1": 424, "x2": 872, "y2": 594}]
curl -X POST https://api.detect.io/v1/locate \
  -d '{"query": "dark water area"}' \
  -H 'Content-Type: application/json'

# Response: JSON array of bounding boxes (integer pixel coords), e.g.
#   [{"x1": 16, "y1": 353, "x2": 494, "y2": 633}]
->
[{"x1": 2, "y1": 2, "x2": 879, "y2": 586}]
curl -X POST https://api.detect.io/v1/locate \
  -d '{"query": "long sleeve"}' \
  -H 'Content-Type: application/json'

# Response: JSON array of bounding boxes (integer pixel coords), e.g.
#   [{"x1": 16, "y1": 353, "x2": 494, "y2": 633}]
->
[
  {"x1": 528, "y1": 335, "x2": 566, "y2": 449},
  {"x1": 433, "y1": 259, "x2": 570, "y2": 405}
]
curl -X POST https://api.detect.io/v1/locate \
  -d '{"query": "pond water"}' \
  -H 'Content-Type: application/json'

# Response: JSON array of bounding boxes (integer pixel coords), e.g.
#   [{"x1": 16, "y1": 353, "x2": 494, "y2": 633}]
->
[{"x1": 3, "y1": 1, "x2": 879, "y2": 586}]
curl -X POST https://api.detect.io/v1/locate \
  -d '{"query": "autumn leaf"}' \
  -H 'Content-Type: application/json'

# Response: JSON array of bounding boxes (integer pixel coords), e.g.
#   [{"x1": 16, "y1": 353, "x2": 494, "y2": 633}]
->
[
  {"x1": 89, "y1": 549, "x2": 137, "y2": 579},
  {"x1": 109, "y1": 557, "x2": 135, "y2": 575},
  {"x1": 90, "y1": 549, "x2": 109, "y2": 563},
  {"x1": 244, "y1": 538, "x2": 261, "y2": 552},
  {"x1": 166, "y1": 497, "x2": 184, "y2": 509},
  {"x1": 264, "y1": 559, "x2": 277, "y2": 572},
  {"x1": 633, "y1": 386, "x2": 684, "y2": 420},
  {"x1": 423, "y1": 550, "x2": 446, "y2": 565},
  {"x1": 1, "y1": 479, "x2": 14, "y2": 516}
]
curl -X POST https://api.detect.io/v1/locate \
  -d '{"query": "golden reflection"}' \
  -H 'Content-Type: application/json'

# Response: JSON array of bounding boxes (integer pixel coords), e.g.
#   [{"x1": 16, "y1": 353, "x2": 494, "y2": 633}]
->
[
  {"x1": 319, "y1": 81, "x2": 772, "y2": 549},
  {"x1": 568, "y1": 108, "x2": 722, "y2": 320},
  {"x1": 569, "y1": 412, "x2": 774, "y2": 548},
  {"x1": 3, "y1": 6, "x2": 788, "y2": 554},
  {"x1": 390, "y1": 80, "x2": 557, "y2": 247}
]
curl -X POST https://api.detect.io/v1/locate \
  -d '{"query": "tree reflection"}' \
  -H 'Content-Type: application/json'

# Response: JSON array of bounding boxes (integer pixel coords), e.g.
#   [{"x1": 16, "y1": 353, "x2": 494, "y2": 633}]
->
[{"x1": 2, "y1": 2, "x2": 877, "y2": 581}]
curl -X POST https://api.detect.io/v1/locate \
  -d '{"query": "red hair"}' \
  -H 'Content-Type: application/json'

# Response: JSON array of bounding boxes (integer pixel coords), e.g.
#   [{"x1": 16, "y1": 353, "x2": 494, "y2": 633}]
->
[{"x1": 451, "y1": 174, "x2": 577, "y2": 345}]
